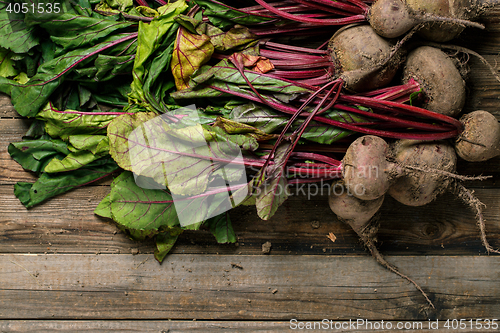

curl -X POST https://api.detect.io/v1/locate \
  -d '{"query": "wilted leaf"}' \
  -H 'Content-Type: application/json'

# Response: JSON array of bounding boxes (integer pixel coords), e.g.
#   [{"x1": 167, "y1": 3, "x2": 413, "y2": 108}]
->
[
  {"x1": 171, "y1": 26, "x2": 214, "y2": 91},
  {"x1": 36, "y1": 103, "x2": 121, "y2": 140},
  {"x1": 154, "y1": 227, "x2": 184, "y2": 262},
  {"x1": 255, "y1": 143, "x2": 290, "y2": 220},
  {"x1": 213, "y1": 117, "x2": 277, "y2": 141}
]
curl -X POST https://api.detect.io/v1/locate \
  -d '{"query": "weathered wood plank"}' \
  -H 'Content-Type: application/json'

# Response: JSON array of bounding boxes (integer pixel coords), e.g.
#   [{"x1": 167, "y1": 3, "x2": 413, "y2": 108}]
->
[
  {"x1": 1, "y1": 184, "x2": 499, "y2": 255},
  {"x1": 0, "y1": 94, "x2": 16, "y2": 118},
  {"x1": 1, "y1": 254, "x2": 499, "y2": 320},
  {"x1": 0, "y1": 320, "x2": 491, "y2": 332},
  {"x1": 0, "y1": 119, "x2": 36, "y2": 184}
]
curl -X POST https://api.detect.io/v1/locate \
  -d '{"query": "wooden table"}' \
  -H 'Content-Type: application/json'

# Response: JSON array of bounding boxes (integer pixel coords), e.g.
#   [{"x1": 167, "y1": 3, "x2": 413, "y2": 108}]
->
[{"x1": 1, "y1": 10, "x2": 500, "y2": 333}]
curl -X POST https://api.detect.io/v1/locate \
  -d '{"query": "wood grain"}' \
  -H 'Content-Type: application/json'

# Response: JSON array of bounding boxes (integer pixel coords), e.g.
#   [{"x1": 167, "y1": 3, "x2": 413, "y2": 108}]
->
[
  {"x1": 1, "y1": 254, "x2": 499, "y2": 320},
  {"x1": 0, "y1": 320, "x2": 494, "y2": 332},
  {"x1": 1, "y1": 184, "x2": 499, "y2": 255},
  {"x1": 2, "y1": 6, "x2": 500, "y2": 329}
]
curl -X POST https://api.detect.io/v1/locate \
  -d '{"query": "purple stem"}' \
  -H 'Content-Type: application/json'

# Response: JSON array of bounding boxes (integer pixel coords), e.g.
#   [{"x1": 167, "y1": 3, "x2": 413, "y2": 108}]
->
[
  {"x1": 262, "y1": 41, "x2": 328, "y2": 55},
  {"x1": 253, "y1": 0, "x2": 366, "y2": 25},
  {"x1": 135, "y1": 0, "x2": 149, "y2": 7},
  {"x1": 358, "y1": 78, "x2": 421, "y2": 101},
  {"x1": 260, "y1": 49, "x2": 328, "y2": 61},
  {"x1": 288, "y1": 166, "x2": 343, "y2": 177},
  {"x1": 290, "y1": 152, "x2": 341, "y2": 166},
  {"x1": 340, "y1": 95, "x2": 463, "y2": 130},
  {"x1": 291, "y1": 0, "x2": 364, "y2": 15},
  {"x1": 210, "y1": 83, "x2": 460, "y2": 140},
  {"x1": 283, "y1": 81, "x2": 343, "y2": 168},
  {"x1": 268, "y1": 69, "x2": 331, "y2": 79}
]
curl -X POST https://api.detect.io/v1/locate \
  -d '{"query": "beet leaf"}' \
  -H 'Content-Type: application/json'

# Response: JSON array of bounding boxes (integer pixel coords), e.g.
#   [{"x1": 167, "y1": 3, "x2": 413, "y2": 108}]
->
[
  {"x1": 36, "y1": 103, "x2": 124, "y2": 140},
  {"x1": 0, "y1": 9, "x2": 39, "y2": 54},
  {"x1": 129, "y1": 0, "x2": 188, "y2": 106},
  {"x1": 14, "y1": 156, "x2": 118, "y2": 208},
  {"x1": 192, "y1": 0, "x2": 275, "y2": 29},
  {"x1": 254, "y1": 143, "x2": 290, "y2": 220},
  {"x1": 154, "y1": 227, "x2": 184, "y2": 262},
  {"x1": 107, "y1": 111, "x2": 256, "y2": 196},
  {"x1": 10, "y1": 32, "x2": 138, "y2": 117},
  {"x1": 171, "y1": 26, "x2": 214, "y2": 91}
]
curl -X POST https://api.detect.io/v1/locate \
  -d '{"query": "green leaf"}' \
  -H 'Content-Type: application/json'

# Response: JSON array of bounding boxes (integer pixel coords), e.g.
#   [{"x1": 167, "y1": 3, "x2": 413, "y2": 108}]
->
[
  {"x1": 13, "y1": 157, "x2": 119, "y2": 208},
  {"x1": 154, "y1": 227, "x2": 183, "y2": 262},
  {"x1": 35, "y1": 13, "x2": 133, "y2": 51},
  {"x1": 14, "y1": 182, "x2": 33, "y2": 207},
  {"x1": 36, "y1": 103, "x2": 121, "y2": 140},
  {"x1": 0, "y1": 48, "x2": 19, "y2": 78},
  {"x1": 0, "y1": 8, "x2": 39, "y2": 53},
  {"x1": 105, "y1": 0, "x2": 133, "y2": 12},
  {"x1": 192, "y1": 0, "x2": 274, "y2": 29},
  {"x1": 0, "y1": 76, "x2": 16, "y2": 95},
  {"x1": 8, "y1": 137, "x2": 70, "y2": 174},
  {"x1": 226, "y1": 103, "x2": 288, "y2": 134},
  {"x1": 93, "y1": 54, "x2": 135, "y2": 81},
  {"x1": 69, "y1": 134, "x2": 109, "y2": 154},
  {"x1": 107, "y1": 112, "x2": 252, "y2": 196},
  {"x1": 129, "y1": 0, "x2": 188, "y2": 104},
  {"x1": 94, "y1": 192, "x2": 112, "y2": 218},
  {"x1": 171, "y1": 26, "x2": 214, "y2": 91},
  {"x1": 206, "y1": 212, "x2": 236, "y2": 244},
  {"x1": 255, "y1": 143, "x2": 290, "y2": 220},
  {"x1": 104, "y1": 171, "x2": 180, "y2": 230},
  {"x1": 44, "y1": 135, "x2": 109, "y2": 173},
  {"x1": 11, "y1": 32, "x2": 137, "y2": 117}
]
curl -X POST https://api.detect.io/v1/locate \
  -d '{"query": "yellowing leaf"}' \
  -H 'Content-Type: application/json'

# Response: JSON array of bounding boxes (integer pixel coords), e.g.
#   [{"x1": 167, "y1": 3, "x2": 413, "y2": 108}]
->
[{"x1": 171, "y1": 26, "x2": 214, "y2": 91}]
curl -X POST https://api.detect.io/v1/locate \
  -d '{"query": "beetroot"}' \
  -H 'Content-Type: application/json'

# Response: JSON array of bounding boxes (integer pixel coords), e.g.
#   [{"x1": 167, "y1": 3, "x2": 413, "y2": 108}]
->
[
  {"x1": 368, "y1": 0, "x2": 486, "y2": 41},
  {"x1": 402, "y1": 46, "x2": 466, "y2": 117},
  {"x1": 328, "y1": 24, "x2": 405, "y2": 92},
  {"x1": 455, "y1": 110, "x2": 500, "y2": 162},
  {"x1": 342, "y1": 135, "x2": 393, "y2": 200},
  {"x1": 388, "y1": 140, "x2": 457, "y2": 206}
]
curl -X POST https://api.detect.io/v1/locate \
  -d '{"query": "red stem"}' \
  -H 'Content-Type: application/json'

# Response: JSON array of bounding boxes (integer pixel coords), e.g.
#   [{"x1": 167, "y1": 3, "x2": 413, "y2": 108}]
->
[
  {"x1": 135, "y1": 0, "x2": 149, "y2": 7},
  {"x1": 253, "y1": 0, "x2": 366, "y2": 25},
  {"x1": 261, "y1": 41, "x2": 328, "y2": 55},
  {"x1": 291, "y1": 0, "x2": 364, "y2": 15}
]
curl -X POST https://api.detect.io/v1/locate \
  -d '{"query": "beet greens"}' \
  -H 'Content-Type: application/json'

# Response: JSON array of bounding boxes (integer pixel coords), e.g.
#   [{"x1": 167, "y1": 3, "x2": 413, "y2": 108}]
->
[{"x1": 2, "y1": 0, "x2": 495, "y2": 265}]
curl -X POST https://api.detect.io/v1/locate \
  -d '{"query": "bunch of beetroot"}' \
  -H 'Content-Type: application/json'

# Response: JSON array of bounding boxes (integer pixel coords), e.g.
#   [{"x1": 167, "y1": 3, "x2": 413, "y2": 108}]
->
[
  {"x1": 199, "y1": 0, "x2": 500, "y2": 309},
  {"x1": 3, "y1": 0, "x2": 500, "y2": 307}
]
